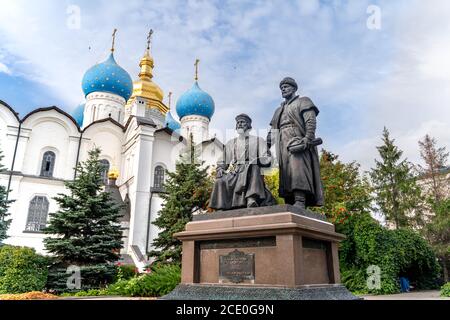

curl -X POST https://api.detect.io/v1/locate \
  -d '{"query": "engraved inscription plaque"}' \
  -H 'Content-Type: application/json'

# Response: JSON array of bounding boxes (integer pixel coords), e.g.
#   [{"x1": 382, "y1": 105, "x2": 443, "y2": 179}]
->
[{"x1": 219, "y1": 249, "x2": 255, "y2": 284}]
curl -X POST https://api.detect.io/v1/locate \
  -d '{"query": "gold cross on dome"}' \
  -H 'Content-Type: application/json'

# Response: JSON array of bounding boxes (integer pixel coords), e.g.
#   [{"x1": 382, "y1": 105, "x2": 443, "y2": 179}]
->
[
  {"x1": 168, "y1": 92, "x2": 173, "y2": 108},
  {"x1": 147, "y1": 29, "x2": 154, "y2": 50},
  {"x1": 194, "y1": 59, "x2": 200, "y2": 81},
  {"x1": 111, "y1": 28, "x2": 118, "y2": 52}
]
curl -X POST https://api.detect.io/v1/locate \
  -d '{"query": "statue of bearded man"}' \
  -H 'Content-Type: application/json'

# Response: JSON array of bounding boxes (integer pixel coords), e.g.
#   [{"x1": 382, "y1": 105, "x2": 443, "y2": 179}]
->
[{"x1": 209, "y1": 114, "x2": 275, "y2": 210}]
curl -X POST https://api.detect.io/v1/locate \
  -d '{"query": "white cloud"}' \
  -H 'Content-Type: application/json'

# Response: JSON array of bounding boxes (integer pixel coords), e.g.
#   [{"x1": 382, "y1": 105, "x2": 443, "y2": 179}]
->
[
  {"x1": 336, "y1": 0, "x2": 450, "y2": 169},
  {"x1": 0, "y1": 0, "x2": 448, "y2": 171},
  {"x1": 0, "y1": 62, "x2": 11, "y2": 75}
]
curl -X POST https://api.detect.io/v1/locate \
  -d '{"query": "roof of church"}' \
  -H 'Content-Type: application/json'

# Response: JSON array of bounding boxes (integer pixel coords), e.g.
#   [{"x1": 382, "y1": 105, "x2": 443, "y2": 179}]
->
[
  {"x1": 176, "y1": 81, "x2": 215, "y2": 120},
  {"x1": 82, "y1": 53, "x2": 133, "y2": 101},
  {"x1": 0, "y1": 100, "x2": 20, "y2": 122},
  {"x1": 72, "y1": 103, "x2": 85, "y2": 127},
  {"x1": 165, "y1": 111, "x2": 181, "y2": 132}
]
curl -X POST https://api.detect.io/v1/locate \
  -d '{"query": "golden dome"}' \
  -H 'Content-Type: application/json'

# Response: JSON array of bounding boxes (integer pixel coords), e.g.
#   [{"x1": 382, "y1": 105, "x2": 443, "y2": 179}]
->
[{"x1": 127, "y1": 49, "x2": 168, "y2": 114}]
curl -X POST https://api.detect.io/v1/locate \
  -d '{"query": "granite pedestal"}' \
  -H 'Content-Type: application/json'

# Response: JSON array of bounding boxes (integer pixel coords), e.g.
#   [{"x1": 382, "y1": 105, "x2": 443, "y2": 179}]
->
[{"x1": 164, "y1": 205, "x2": 358, "y2": 300}]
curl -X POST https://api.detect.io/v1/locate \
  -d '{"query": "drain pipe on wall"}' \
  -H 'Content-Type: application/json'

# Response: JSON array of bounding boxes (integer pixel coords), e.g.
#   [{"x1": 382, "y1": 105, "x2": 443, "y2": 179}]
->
[
  {"x1": 73, "y1": 132, "x2": 83, "y2": 180},
  {"x1": 6, "y1": 122, "x2": 22, "y2": 201}
]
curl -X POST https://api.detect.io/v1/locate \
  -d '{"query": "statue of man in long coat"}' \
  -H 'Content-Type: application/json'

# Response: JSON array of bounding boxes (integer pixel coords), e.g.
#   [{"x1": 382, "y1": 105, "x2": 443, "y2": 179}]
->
[
  {"x1": 209, "y1": 114, "x2": 275, "y2": 210},
  {"x1": 267, "y1": 77, "x2": 324, "y2": 209}
]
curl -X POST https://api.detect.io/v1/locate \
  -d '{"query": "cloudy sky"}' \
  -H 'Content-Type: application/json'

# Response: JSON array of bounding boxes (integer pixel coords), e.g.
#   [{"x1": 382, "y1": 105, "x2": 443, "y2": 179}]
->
[{"x1": 1, "y1": 0, "x2": 449, "y2": 171}]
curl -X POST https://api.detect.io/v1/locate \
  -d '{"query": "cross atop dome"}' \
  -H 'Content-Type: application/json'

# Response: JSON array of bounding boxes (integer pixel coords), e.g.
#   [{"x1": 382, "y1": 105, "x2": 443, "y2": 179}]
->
[
  {"x1": 111, "y1": 28, "x2": 117, "y2": 53},
  {"x1": 147, "y1": 29, "x2": 154, "y2": 51},
  {"x1": 194, "y1": 59, "x2": 200, "y2": 81}
]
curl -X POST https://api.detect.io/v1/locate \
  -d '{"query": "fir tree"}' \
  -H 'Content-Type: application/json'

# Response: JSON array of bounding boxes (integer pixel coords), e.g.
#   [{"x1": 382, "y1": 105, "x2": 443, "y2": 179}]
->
[
  {"x1": 417, "y1": 135, "x2": 450, "y2": 282},
  {"x1": 370, "y1": 127, "x2": 422, "y2": 229},
  {"x1": 150, "y1": 135, "x2": 212, "y2": 265},
  {"x1": 44, "y1": 148, "x2": 123, "y2": 289},
  {"x1": 0, "y1": 148, "x2": 13, "y2": 244}
]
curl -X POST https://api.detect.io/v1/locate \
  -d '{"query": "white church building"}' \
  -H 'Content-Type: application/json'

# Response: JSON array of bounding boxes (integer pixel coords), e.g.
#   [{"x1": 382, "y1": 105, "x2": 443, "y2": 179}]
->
[{"x1": 0, "y1": 35, "x2": 223, "y2": 270}]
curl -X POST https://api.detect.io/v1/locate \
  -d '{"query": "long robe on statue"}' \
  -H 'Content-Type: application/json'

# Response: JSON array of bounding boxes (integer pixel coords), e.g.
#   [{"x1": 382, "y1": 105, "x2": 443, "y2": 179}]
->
[
  {"x1": 269, "y1": 95, "x2": 324, "y2": 207},
  {"x1": 209, "y1": 134, "x2": 275, "y2": 210}
]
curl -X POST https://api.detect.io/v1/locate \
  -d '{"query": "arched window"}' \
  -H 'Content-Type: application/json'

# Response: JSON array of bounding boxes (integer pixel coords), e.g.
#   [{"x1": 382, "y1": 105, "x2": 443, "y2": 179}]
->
[
  {"x1": 99, "y1": 159, "x2": 110, "y2": 185},
  {"x1": 40, "y1": 151, "x2": 56, "y2": 177},
  {"x1": 154, "y1": 166, "x2": 165, "y2": 189},
  {"x1": 25, "y1": 196, "x2": 49, "y2": 232}
]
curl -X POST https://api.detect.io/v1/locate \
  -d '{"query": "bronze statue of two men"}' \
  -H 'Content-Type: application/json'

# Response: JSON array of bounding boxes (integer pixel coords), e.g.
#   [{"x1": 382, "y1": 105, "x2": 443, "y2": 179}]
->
[{"x1": 209, "y1": 77, "x2": 324, "y2": 211}]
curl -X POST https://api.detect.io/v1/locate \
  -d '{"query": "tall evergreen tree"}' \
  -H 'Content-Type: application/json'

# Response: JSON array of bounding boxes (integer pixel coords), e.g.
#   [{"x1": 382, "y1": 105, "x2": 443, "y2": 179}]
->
[
  {"x1": 0, "y1": 149, "x2": 13, "y2": 244},
  {"x1": 370, "y1": 127, "x2": 422, "y2": 229},
  {"x1": 417, "y1": 135, "x2": 450, "y2": 282},
  {"x1": 150, "y1": 135, "x2": 212, "y2": 265},
  {"x1": 44, "y1": 148, "x2": 123, "y2": 289}
]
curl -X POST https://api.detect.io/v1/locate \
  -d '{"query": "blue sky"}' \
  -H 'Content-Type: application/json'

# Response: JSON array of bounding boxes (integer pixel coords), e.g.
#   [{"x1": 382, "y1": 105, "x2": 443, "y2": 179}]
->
[{"x1": 1, "y1": 0, "x2": 450, "y2": 170}]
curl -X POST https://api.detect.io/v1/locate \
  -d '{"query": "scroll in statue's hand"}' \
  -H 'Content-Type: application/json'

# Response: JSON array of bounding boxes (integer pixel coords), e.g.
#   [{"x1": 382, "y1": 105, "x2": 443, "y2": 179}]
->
[{"x1": 288, "y1": 138, "x2": 323, "y2": 154}]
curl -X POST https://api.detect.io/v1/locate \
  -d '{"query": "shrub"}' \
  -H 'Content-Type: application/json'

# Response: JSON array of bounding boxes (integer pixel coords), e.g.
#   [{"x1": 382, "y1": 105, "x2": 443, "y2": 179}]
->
[
  {"x1": 441, "y1": 282, "x2": 450, "y2": 297},
  {"x1": 0, "y1": 246, "x2": 49, "y2": 294},
  {"x1": 115, "y1": 264, "x2": 138, "y2": 281},
  {"x1": 338, "y1": 213, "x2": 440, "y2": 295},
  {"x1": 107, "y1": 264, "x2": 181, "y2": 297}
]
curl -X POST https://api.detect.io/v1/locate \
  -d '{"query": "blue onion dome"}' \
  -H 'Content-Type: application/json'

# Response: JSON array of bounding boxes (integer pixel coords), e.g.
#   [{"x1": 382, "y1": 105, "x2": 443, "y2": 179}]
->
[
  {"x1": 176, "y1": 81, "x2": 215, "y2": 120},
  {"x1": 165, "y1": 111, "x2": 181, "y2": 132},
  {"x1": 72, "y1": 103, "x2": 85, "y2": 127},
  {"x1": 82, "y1": 53, "x2": 133, "y2": 101}
]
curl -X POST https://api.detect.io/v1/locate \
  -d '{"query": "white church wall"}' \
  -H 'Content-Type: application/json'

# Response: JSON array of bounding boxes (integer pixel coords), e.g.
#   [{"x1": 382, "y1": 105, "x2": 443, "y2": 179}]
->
[
  {"x1": 0, "y1": 103, "x2": 20, "y2": 171},
  {"x1": 198, "y1": 141, "x2": 223, "y2": 172},
  {"x1": 144, "y1": 131, "x2": 185, "y2": 256},
  {"x1": 83, "y1": 92, "x2": 125, "y2": 128},
  {"x1": 3, "y1": 176, "x2": 66, "y2": 255},
  {"x1": 80, "y1": 121, "x2": 124, "y2": 180},
  {"x1": 148, "y1": 194, "x2": 164, "y2": 255},
  {"x1": 125, "y1": 124, "x2": 156, "y2": 265},
  {"x1": 20, "y1": 110, "x2": 80, "y2": 180},
  {"x1": 180, "y1": 115, "x2": 210, "y2": 145}
]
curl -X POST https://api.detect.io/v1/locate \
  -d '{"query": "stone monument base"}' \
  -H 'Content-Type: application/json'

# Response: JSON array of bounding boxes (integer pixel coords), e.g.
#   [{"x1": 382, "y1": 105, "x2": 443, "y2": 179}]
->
[
  {"x1": 163, "y1": 283, "x2": 358, "y2": 300},
  {"x1": 167, "y1": 205, "x2": 357, "y2": 300}
]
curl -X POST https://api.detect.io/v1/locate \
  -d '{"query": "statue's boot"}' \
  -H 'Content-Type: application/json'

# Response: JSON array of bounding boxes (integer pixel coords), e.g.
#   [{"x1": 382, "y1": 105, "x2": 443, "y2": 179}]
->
[
  {"x1": 293, "y1": 191, "x2": 306, "y2": 210},
  {"x1": 247, "y1": 197, "x2": 259, "y2": 208}
]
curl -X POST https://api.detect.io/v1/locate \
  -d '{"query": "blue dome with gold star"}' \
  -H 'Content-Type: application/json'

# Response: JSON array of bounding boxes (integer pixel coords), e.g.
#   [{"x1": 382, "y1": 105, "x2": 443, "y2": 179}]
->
[
  {"x1": 82, "y1": 53, "x2": 133, "y2": 101},
  {"x1": 165, "y1": 111, "x2": 181, "y2": 132},
  {"x1": 72, "y1": 103, "x2": 85, "y2": 127},
  {"x1": 176, "y1": 81, "x2": 215, "y2": 120}
]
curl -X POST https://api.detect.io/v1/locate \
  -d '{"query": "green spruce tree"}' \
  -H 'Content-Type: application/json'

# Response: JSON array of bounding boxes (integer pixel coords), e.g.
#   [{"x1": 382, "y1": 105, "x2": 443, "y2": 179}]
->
[
  {"x1": 44, "y1": 148, "x2": 123, "y2": 290},
  {"x1": 150, "y1": 135, "x2": 212, "y2": 265},
  {"x1": 0, "y1": 148, "x2": 13, "y2": 244},
  {"x1": 370, "y1": 127, "x2": 422, "y2": 229}
]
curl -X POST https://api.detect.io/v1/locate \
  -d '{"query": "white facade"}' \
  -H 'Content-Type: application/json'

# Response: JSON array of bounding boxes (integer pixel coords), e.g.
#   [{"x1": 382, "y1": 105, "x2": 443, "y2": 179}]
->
[
  {"x1": 83, "y1": 92, "x2": 126, "y2": 128},
  {"x1": 180, "y1": 115, "x2": 210, "y2": 144},
  {"x1": 0, "y1": 99, "x2": 222, "y2": 270}
]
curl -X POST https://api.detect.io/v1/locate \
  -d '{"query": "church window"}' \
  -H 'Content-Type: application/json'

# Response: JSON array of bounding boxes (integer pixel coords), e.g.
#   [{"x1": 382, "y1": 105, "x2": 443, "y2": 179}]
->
[
  {"x1": 154, "y1": 166, "x2": 165, "y2": 189},
  {"x1": 40, "y1": 151, "x2": 56, "y2": 177},
  {"x1": 99, "y1": 159, "x2": 110, "y2": 185},
  {"x1": 25, "y1": 196, "x2": 49, "y2": 232}
]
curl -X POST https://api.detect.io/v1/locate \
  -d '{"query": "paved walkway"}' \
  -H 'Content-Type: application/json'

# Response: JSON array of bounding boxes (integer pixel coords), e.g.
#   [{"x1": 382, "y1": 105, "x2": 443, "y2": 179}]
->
[
  {"x1": 61, "y1": 290, "x2": 449, "y2": 300},
  {"x1": 361, "y1": 290, "x2": 448, "y2": 300}
]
